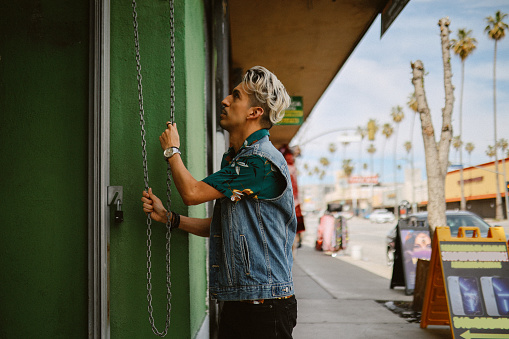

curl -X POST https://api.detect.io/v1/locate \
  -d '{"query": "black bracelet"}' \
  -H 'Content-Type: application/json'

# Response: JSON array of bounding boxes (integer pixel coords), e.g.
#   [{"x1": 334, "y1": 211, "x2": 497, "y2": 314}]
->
[{"x1": 170, "y1": 211, "x2": 180, "y2": 231}]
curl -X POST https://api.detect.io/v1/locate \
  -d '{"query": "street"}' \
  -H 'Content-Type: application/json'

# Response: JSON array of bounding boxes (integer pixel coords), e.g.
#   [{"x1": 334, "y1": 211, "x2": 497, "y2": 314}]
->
[
  {"x1": 300, "y1": 213, "x2": 509, "y2": 280},
  {"x1": 300, "y1": 214, "x2": 397, "y2": 279}
]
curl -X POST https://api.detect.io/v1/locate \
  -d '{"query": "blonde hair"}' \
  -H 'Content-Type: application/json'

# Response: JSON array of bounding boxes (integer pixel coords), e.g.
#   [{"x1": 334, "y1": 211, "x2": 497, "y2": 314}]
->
[{"x1": 241, "y1": 66, "x2": 291, "y2": 128}]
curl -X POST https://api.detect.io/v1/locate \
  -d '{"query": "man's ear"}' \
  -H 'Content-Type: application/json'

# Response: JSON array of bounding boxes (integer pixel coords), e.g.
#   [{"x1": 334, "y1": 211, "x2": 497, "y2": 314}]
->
[{"x1": 248, "y1": 106, "x2": 264, "y2": 120}]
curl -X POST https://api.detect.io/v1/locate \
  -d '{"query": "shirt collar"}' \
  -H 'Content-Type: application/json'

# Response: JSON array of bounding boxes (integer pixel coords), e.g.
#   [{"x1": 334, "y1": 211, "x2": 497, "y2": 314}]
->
[
  {"x1": 224, "y1": 129, "x2": 270, "y2": 164},
  {"x1": 242, "y1": 129, "x2": 270, "y2": 150}
]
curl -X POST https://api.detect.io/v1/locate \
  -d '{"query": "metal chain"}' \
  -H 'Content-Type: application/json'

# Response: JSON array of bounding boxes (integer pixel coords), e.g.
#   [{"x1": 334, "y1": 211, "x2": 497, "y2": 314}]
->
[{"x1": 132, "y1": 0, "x2": 175, "y2": 336}]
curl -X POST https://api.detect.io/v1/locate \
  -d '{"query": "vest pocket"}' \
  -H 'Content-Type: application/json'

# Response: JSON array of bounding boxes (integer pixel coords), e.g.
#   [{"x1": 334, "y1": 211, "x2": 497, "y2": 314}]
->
[{"x1": 239, "y1": 235, "x2": 251, "y2": 275}]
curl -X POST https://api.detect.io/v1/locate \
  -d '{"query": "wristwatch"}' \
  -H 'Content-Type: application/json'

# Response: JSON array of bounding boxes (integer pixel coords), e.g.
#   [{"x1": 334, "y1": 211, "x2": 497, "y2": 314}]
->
[{"x1": 163, "y1": 146, "x2": 181, "y2": 160}]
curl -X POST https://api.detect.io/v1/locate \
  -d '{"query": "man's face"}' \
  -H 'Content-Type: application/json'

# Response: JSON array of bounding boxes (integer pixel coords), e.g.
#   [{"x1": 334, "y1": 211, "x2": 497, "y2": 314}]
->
[{"x1": 220, "y1": 84, "x2": 252, "y2": 132}]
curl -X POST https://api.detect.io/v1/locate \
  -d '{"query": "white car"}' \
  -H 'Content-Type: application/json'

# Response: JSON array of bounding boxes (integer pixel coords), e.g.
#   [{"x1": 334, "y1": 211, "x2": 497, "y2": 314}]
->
[{"x1": 369, "y1": 209, "x2": 395, "y2": 223}]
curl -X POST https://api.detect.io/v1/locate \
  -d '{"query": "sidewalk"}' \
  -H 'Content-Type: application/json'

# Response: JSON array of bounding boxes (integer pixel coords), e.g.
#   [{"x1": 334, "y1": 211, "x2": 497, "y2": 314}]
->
[{"x1": 292, "y1": 245, "x2": 451, "y2": 339}]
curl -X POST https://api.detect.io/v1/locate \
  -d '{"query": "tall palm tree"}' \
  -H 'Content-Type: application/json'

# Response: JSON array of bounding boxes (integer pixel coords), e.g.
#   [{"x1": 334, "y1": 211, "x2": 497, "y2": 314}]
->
[
  {"x1": 465, "y1": 142, "x2": 475, "y2": 165},
  {"x1": 452, "y1": 136, "x2": 463, "y2": 164},
  {"x1": 356, "y1": 126, "x2": 367, "y2": 175},
  {"x1": 407, "y1": 92, "x2": 418, "y2": 211},
  {"x1": 497, "y1": 138, "x2": 509, "y2": 217},
  {"x1": 328, "y1": 143, "x2": 337, "y2": 157},
  {"x1": 367, "y1": 143, "x2": 377, "y2": 208},
  {"x1": 328, "y1": 143, "x2": 338, "y2": 182},
  {"x1": 404, "y1": 141, "x2": 412, "y2": 155},
  {"x1": 486, "y1": 145, "x2": 496, "y2": 159},
  {"x1": 341, "y1": 141, "x2": 350, "y2": 161},
  {"x1": 451, "y1": 28, "x2": 477, "y2": 211},
  {"x1": 381, "y1": 123, "x2": 393, "y2": 183},
  {"x1": 391, "y1": 106, "x2": 404, "y2": 209},
  {"x1": 404, "y1": 141, "x2": 412, "y2": 182},
  {"x1": 367, "y1": 119, "x2": 379, "y2": 141},
  {"x1": 367, "y1": 143, "x2": 377, "y2": 177},
  {"x1": 485, "y1": 10, "x2": 508, "y2": 220},
  {"x1": 342, "y1": 159, "x2": 354, "y2": 178}
]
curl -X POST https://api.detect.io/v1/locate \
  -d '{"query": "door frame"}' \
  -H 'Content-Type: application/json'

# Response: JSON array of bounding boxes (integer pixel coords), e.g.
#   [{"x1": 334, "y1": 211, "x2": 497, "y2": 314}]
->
[{"x1": 88, "y1": 0, "x2": 110, "y2": 337}]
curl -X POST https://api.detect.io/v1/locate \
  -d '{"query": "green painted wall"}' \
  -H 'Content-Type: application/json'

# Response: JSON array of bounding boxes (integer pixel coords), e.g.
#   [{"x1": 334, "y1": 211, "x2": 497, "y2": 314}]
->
[
  {"x1": 110, "y1": 0, "x2": 208, "y2": 337},
  {"x1": 0, "y1": 1, "x2": 89, "y2": 338}
]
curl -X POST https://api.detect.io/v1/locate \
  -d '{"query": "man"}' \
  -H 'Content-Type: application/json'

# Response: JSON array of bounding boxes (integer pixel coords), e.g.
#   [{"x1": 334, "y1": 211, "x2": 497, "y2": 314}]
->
[{"x1": 141, "y1": 66, "x2": 297, "y2": 338}]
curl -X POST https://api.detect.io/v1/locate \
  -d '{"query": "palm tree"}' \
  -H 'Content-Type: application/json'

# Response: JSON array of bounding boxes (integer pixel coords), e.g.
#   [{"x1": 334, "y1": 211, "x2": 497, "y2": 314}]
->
[
  {"x1": 367, "y1": 143, "x2": 377, "y2": 177},
  {"x1": 391, "y1": 106, "x2": 404, "y2": 209},
  {"x1": 367, "y1": 119, "x2": 379, "y2": 141},
  {"x1": 319, "y1": 170, "x2": 326, "y2": 181},
  {"x1": 356, "y1": 126, "x2": 367, "y2": 175},
  {"x1": 319, "y1": 157, "x2": 330, "y2": 170},
  {"x1": 404, "y1": 141, "x2": 412, "y2": 155},
  {"x1": 451, "y1": 28, "x2": 477, "y2": 211},
  {"x1": 367, "y1": 143, "x2": 377, "y2": 208},
  {"x1": 342, "y1": 159, "x2": 354, "y2": 178},
  {"x1": 404, "y1": 141, "x2": 412, "y2": 183},
  {"x1": 497, "y1": 138, "x2": 509, "y2": 217},
  {"x1": 452, "y1": 136, "x2": 463, "y2": 164},
  {"x1": 485, "y1": 10, "x2": 508, "y2": 220},
  {"x1": 407, "y1": 92, "x2": 418, "y2": 211},
  {"x1": 486, "y1": 145, "x2": 496, "y2": 158},
  {"x1": 341, "y1": 141, "x2": 351, "y2": 163},
  {"x1": 465, "y1": 142, "x2": 475, "y2": 165},
  {"x1": 328, "y1": 143, "x2": 337, "y2": 155},
  {"x1": 328, "y1": 143, "x2": 338, "y2": 182},
  {"x1": 381, "y1": 123, "x2": 393, "y2": 183}
]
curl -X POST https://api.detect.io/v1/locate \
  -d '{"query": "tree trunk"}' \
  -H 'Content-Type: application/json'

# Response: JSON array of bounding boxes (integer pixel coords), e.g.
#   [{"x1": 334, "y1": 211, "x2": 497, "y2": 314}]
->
[
  {"x1": 493, "y1": 40, "x2": 503, "y2": 220},
  {"x1": 381, "y1": 139, "x2": 386, "y2": 182},
  {"x1": 459, "y1": 60, "x2": 466, "y2": 210},
  {"x1": 502, "y1": 156, "x2": 509, "y2": 219},
  {"x1": 393, "y1": 124, "x2": 399, "y2": 213},
  {"x1": 411, "y1": 18, "x2": 454, "y2": 231}
]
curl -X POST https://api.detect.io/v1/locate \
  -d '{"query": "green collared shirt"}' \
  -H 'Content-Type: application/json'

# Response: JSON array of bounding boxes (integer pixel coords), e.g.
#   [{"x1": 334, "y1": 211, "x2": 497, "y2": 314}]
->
[{"x1": 202, "y1": 129, "x2": 285, "y2": 201}]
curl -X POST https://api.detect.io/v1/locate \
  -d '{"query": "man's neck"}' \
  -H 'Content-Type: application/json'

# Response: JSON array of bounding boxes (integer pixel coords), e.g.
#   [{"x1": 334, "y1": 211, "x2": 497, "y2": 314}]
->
[{"x1": 229, "y1": 126, "x2": 263, "y2": 153}]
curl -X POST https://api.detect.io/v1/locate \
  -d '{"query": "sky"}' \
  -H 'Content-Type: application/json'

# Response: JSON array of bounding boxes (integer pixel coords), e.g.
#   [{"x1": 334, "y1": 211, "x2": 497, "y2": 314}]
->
[{"x1": 291, "y1": 0, "x2": 509, "y2": 186}]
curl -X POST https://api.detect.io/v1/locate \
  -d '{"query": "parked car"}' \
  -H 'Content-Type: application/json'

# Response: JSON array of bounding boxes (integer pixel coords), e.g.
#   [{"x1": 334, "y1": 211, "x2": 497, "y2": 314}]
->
[
  {"x1": 386, "y1": 210, "x2": 499, "y2": 265},
  {"x1": 369, "y1": 209, "x2": 395, "y2": 223}
]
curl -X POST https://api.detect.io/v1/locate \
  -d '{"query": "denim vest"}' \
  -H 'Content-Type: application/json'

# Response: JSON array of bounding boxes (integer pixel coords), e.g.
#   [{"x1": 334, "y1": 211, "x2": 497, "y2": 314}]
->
[{"x1": 209, "y1": 135, "x2": 297, "y2": 301}]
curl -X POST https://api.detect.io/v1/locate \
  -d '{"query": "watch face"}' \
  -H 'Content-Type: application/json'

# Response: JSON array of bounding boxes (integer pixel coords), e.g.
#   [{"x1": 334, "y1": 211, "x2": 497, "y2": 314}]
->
[{"x1": 164, "y1": 148, "x2": 173, "y2": 158}]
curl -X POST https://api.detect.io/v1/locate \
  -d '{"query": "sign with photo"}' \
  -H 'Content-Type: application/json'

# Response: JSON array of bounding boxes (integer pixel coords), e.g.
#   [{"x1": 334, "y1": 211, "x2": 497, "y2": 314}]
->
[
  {"x1": 390, "y1": 218, "x2": 432, "y2": 295},
  {"x1": 421, "y1": 226, "x2": 509, "y2": 338}
]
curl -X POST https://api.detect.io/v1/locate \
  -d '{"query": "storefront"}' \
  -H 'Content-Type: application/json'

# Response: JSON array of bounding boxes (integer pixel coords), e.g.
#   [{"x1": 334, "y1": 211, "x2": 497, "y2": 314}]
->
[{"x1": 445, "y1": 158, "x2": 509, "y2": 219}]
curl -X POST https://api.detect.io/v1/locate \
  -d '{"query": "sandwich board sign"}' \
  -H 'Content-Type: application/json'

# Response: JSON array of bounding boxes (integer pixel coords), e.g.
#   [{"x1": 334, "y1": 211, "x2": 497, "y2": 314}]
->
[
  {"x1": 420, "y1": 226, "x2": 509, "y2": 338},
  {"x1": 390, "y1": 217, "x2": 432, "y2": 295}
]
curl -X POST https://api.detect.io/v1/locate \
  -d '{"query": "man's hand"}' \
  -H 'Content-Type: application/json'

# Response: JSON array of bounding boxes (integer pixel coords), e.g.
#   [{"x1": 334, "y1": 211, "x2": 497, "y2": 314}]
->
[
  {"x1": 160, "y1": 122, "x2": 180, "y2": 150},
  {"x1": 141, "y1": 188, "x2": 168, "y2": 223}
]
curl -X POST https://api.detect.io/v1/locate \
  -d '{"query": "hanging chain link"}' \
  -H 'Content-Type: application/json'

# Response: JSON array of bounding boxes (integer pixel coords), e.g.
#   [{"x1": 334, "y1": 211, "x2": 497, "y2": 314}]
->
[{"x1": 133, "y1": 0, "x2": 175, "y2": 336}]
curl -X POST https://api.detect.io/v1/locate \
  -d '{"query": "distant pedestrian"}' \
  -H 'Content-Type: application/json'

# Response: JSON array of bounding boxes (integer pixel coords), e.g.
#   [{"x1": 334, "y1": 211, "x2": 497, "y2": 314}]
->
[{"x1": 280, "y1": 144, "x2": 306, "y2": 251}]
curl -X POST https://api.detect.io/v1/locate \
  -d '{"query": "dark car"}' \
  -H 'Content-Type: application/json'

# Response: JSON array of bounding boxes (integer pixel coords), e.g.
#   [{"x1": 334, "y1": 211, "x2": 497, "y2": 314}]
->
[{"x1": 386, "y1": 210, "x2": 496, "y2": 265}]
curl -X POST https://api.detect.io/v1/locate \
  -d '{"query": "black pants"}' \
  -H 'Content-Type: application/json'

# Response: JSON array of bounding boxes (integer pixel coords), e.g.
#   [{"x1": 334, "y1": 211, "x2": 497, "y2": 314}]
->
[{"x1": 218, "y1": 296, "x2": 298, "y2": 339}]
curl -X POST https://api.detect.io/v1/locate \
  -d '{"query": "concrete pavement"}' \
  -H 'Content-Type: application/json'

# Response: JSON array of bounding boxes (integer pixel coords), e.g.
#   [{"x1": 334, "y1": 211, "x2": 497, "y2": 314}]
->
[{"x1": 292, "y1": 245, "x2": 452, "y2": 339}]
